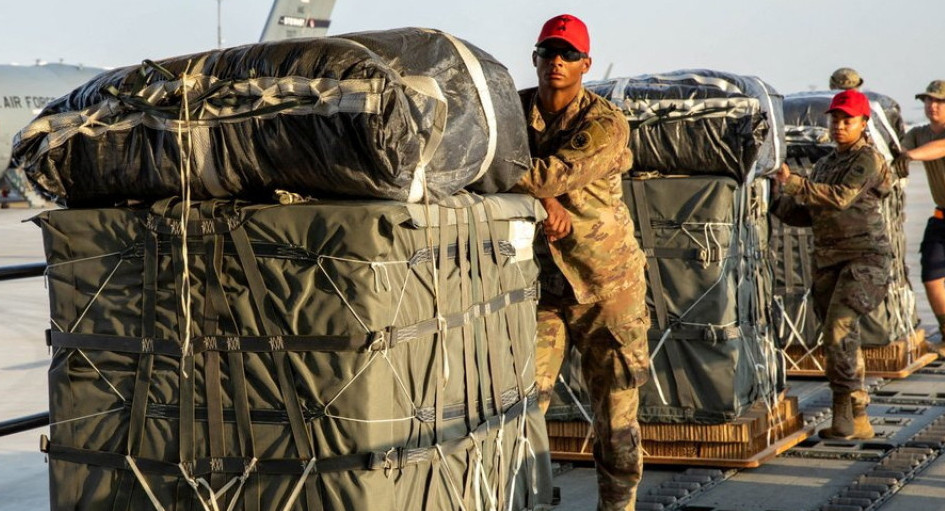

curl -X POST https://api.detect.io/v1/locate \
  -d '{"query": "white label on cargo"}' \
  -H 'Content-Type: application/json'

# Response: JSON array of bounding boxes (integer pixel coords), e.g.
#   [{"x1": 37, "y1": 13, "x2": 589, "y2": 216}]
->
[{"x1": 509, "y1": 220, "x2": 535, "y2": 263}]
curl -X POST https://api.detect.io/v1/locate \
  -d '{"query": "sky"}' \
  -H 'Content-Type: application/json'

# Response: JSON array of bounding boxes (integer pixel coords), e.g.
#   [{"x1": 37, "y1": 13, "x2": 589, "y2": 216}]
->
[{"x1": 0, "y1": 0, "x2": 941, "y2": 123}]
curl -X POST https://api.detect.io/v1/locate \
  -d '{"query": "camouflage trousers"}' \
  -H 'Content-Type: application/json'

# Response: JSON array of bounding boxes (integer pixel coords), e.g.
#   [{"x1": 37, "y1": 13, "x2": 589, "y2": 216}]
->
[
  {"x1": 536, "y1": 287, "x2": 649, "y2": 511},
  {"x1": 812, "y1": 256, "x2": 890, "y2": 394}
]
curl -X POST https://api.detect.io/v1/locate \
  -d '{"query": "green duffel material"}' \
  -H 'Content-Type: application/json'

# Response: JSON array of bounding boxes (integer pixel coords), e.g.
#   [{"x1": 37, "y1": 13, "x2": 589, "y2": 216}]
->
[
  {"x1": 35, "y1": 194, "x2": 552, "y2": 510},
  {"x1": 547, "y1": 175, "x2": 780, "y2": 424}
]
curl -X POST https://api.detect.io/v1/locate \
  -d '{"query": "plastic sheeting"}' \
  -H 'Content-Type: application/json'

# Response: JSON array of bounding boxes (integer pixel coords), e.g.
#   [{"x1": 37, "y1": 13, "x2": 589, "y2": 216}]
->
[
  {"x1": 586, "y1": 69, "x2": 785, "y2": 183},
  {"x1": 13, "y1": 28, "x2": 530, "y2": 207},
  {"x1": 35, "y1": 194, "x2": 552, "y2": 510}
]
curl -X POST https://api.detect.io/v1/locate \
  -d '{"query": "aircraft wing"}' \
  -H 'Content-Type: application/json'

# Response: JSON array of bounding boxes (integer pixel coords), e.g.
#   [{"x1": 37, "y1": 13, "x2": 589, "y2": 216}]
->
[{"x1": 260, "y1": 0, "x2": 337, "y2": 42}]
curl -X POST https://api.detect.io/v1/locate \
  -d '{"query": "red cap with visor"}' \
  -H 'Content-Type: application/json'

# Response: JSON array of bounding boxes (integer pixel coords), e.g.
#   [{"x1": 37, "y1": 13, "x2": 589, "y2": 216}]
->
[
  {"x1": 825, "y1": 89, "x2": 871, "y2": 118},
  {"x1": 537, "y1": 14, "x2": 590, "y2": 54}
]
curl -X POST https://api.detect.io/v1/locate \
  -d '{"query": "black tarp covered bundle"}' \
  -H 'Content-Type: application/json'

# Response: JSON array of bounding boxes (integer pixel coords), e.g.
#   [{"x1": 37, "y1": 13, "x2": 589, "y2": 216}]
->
[
  {"x1": 35, "y1": 194, "x2": 553, "y2": 510},
  {"x1": 772, "y1": 91, "x2": 917, "y2": 351},
  {"x1": 586, "y1": 70, "x2": 785, "y2": 183},
  {"x1": 13, "y1": 28, "x2": 529, "y2": 207}
]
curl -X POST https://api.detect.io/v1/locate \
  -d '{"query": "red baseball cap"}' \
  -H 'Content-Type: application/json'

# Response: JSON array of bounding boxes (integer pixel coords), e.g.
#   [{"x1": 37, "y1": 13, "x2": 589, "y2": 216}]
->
[
  {"x1": 537, "y1": 14, "x2": 590, "y2": 54},
  {"x1": 825, "y1": 89, "x2": 871, "y2": 118}
]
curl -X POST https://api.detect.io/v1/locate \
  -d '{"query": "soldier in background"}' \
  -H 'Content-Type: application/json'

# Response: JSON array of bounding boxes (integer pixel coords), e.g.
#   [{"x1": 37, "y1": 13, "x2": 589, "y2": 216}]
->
[
  {"x1": 830, "y1": 67, "x2": 864, "y2": 91},
  {"x1": 513, "y1": 14, "x2": 649, "y2": 511},
  {"x1": 771, "y1": 89, "x2": 893, "y2": 440},
  {"x1": 898, "y1": 81, "x2": 945, "y2": 340}
]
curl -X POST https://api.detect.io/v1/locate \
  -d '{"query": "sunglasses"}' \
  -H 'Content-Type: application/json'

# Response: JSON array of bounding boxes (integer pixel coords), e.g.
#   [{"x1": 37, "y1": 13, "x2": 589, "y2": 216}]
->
[{"x1": 535, "y1": 46, "x2": 587, "y2": 62}]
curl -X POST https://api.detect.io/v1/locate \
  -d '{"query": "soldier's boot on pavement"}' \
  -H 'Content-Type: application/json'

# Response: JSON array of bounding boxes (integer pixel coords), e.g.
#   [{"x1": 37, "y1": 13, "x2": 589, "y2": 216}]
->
[
  {"x1": 819, "y1": 391, "x2": 854, "y2": 439},
  {"x1": 851, "y1": 402, "x2": 875, "y2": 439}
]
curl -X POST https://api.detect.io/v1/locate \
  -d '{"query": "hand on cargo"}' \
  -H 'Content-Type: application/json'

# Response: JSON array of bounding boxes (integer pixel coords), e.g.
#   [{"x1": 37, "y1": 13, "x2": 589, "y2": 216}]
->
[
  {"x1": 540, "y1": 196, "x2": 572, "y2": 242},
  {"x1": 775, "y1": 163, "x2": 792, "y2": 185}
]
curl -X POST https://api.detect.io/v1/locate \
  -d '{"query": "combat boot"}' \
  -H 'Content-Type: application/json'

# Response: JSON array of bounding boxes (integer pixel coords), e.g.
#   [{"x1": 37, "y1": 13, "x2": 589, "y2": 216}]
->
[
  {"x1": 851, "y1": 402, "x2": 875, "y2": 439},
  {"x1": 819, "y1": 392, "x2": 854, "y2": 439}
]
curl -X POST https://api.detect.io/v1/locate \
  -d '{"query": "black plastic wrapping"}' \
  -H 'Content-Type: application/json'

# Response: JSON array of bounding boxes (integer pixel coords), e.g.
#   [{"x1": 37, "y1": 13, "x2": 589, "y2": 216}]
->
[
  {"x1": 784, "y1": 91, "x2": 906, "y2": 166},
  {"x1": 12, "y1": 28, "x2": 529, "y2": 207},
  {"x1": 587, "y1": 69, "x2": 785, "y2": 183}
]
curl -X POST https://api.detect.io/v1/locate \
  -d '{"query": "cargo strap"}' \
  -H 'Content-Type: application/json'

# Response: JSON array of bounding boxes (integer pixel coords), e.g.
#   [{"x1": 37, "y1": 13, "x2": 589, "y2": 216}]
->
[
  {"x1": 46, "y1": 284, "x2": 537, "y2": 355},
  {"x1": 40, "y1": 390, "x2": 535, "y2": 478},
  {"x1": 629, "y1": 179, "x2": 668, "y2": 330}
]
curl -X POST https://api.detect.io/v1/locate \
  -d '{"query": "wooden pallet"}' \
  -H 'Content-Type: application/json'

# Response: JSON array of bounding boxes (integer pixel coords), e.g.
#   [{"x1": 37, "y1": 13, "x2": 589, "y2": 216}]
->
[
  {"x1": 784, "y1": 329, "x2": 936, "y2": 379},
  {"x1": 547, "y1": 394, "x2": 811, "y2": 469}
]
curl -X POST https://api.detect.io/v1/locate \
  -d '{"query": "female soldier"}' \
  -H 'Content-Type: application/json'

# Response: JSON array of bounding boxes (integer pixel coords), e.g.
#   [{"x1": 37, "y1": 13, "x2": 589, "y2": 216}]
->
[{"x1": 771, "y1": 89, "x2": 892, "y2": 440}]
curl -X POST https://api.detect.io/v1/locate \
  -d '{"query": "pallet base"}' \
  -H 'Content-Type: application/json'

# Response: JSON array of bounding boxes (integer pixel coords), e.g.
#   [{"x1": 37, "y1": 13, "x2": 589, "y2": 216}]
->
[
  {"x1": 784, "y1": 329, "x2": 935, "y2": 379},
  {"x1": 547, "y1": 394, "x2": 810, "y2": 469}
]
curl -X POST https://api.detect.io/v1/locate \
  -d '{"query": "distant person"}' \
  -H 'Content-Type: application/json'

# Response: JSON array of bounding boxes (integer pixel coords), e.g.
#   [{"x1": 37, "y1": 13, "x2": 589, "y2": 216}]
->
[
  {"x1": 513, "y1": 14, "x2": 648, "y2": 511},
  {"x1": 771, "y1": 89, "x2": 893, "y2": 440},
  {"x1": 898, "y1": 81, "x2": 945, "y2": 339},
  {"x1": 829, "y1": 67, "x2": 864, "y2": 91}
]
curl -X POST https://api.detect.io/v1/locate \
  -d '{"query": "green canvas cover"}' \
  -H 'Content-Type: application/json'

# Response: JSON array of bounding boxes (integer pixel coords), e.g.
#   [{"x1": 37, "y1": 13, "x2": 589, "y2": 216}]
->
[
  {"x1": 547, "y1": 176, "x2": 780, "y2": 424},
  {"x1": 35, "y1": 194, "x2": 552, "y2": 510},
  {"x1": 770, "y1": 152, "x2": 917, "y2": 352}
]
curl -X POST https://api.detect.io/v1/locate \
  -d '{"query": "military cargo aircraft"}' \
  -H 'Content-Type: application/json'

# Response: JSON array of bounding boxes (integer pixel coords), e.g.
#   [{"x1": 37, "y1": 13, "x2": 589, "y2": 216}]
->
[{"x1": 0, "y1": 0, "x2": 336, "y2": 206}]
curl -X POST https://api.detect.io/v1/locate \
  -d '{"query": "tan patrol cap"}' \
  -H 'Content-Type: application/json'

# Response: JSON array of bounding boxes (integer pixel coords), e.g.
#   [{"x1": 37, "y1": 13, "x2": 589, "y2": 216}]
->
[
  {"x1": 829, "y1": 67, "x2": 863, "y2": 90},
  {"x1": 916, "y1": 80, "x2": 945, "y2": 101}
]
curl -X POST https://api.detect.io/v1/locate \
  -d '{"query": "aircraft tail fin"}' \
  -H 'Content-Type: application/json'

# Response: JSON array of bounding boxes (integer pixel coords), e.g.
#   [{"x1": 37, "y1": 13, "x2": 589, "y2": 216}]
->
[{"x1": 260, "y1": 0, "x2": 337, "y2": 42}]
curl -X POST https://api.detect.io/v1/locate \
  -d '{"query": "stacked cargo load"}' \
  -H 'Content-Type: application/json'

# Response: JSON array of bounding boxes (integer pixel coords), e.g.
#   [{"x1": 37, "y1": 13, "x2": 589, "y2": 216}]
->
[
  {"x1": 12, "y1": 28, "x2": 529, "y2": 206},
  {"x1": 24, "y1": 29, "x2": 553, "y2": 510},
  {"x1": 544, "y1": 70, "x2": 807, "y2": 467},
  {"x1": 773, "y1": 91, "x2": 926, "y2": 377}
]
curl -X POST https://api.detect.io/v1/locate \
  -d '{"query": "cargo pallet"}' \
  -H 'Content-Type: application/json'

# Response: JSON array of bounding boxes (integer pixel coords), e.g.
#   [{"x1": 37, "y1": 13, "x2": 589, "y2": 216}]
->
[
  {"x1": 783, "y1": 329, "x2": 937, "y2": 379},
  {"x1": 546, "y1": 394, "x2": 811, "y2": 469}
]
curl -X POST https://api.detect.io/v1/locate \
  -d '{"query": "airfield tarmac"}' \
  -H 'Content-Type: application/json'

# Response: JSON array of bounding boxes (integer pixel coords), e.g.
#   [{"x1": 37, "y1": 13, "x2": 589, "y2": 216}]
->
[{"x1": 0, "y1": 161, "x2": 940, "y2": 510}]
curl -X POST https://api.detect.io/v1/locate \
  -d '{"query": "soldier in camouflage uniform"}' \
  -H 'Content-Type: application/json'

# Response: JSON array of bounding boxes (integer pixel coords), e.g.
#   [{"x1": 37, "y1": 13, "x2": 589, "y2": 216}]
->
[
  {"x1": 771, "y1": 89, "x2": 892, "y2": 440},
  {"x1": 829, "y1": 67, "x2": 864, "y2": 91},
  {"x1": 513, "y1": 14, "x2": 648, "y2": 511}
]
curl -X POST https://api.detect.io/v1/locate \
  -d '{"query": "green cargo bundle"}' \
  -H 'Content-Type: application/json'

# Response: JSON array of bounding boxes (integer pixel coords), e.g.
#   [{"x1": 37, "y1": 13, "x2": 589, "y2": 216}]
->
[
  {"x1": 548, "y1": 175, "x2": 779, "y2": 424},
  {"x1": 624, "y1": 175, "x2": 779, "y2": 423},
  {"x1": 35, "y1": 194, "x2": 553, "y2": 510},
  {"x1": 771, "y1": 92, "x2": 917, "y2": 355}
]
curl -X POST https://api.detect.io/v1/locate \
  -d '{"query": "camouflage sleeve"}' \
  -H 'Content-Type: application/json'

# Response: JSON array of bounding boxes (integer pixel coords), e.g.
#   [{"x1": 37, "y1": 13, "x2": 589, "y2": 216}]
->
[
  {"x1": 782, "y1": 152, "x2": 882, "y2": 211},
  {"x1": 769, "y1": 192, "x2": 812, "y2": 227},
  {"x1": 515, "y1": 113, "x2": 632, "y2": 198}
]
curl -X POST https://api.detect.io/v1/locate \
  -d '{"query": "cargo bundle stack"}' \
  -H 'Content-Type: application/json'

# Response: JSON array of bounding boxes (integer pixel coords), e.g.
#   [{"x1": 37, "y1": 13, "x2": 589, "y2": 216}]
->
[
  {"x1": 17, "y1": 29, "x2": 553, "y2": 510},
  {"x1": 545, "y1": 70, "x2": 808, "y2": 467},
  {"x1": 772, "y1": 91, "x2": 929, "y2": 378}
]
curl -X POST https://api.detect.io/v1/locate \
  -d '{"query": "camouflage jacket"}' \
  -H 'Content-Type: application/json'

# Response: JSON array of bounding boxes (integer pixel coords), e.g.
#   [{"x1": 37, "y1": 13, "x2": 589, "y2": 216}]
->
[
  {"x1": 771, "y1": 137, "x2": 892, "y2": 268},
  {"x1": 515, "y1": 87, "x2": 644, "y2": 304}
]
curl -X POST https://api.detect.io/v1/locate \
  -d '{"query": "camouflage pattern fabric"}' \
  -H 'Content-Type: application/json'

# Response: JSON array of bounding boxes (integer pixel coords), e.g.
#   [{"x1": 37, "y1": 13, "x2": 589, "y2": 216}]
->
[
  {"x1": 515, "y1": 87, "x2": 641, "y2": 304},
  {"x1": 535, "y1": 288, "x2": 649, "y2": 511},
  {"x1": 829, "y1": 67, "x2": 863, "y2": 90},
  {"x1": 772, "y1": 137, "x2": 893, "y2": 393},
  {"x1": 515, "y1": 86, "x2": 647, "y2": 510},
  {"x1": 772, "y1": 137, "x2": 893, "y2": 268},
  {"x1": 812, "y1": 255, "x2": 890, "y2": 393}
]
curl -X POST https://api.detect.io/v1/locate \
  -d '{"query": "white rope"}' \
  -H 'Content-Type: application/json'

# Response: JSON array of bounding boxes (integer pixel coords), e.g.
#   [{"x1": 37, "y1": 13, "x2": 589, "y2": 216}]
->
[
  {"x1": 45, "y1": 251, "x2": 123, "y2": 268},
  {"x1": 435, "y1": 445, "x2": 468, "y2": 511},
  {"x1": 75, "y1": 349, "x2": 126, "y2": 401},
  {"x1": 316, "y1": 256, "x2": 372, "y2": 333},
  {"x1": 67, "y1": 258, "x2": 125, "y2": 333},
  {"x1": 557, "y1": 374, "x2": 593, "y2": 425},
  {"x1": 224, "y1": 458, "x2": 259, "y2": 511},
  {"x1": 127, "y1": 455, "x2": 167, "y2": 511},
  {"x1": 48, "y1": 406, "x2": 123, "y2": 427},
  {"x1": 280, "y1": 457, "x2": 318, "y2": 511},
  {"x1": 177, "y1": 463, "x2": 213, "y2": 511},
  {"x1": 177, "y1": 62, "x2": 195, "y2": 371},
  {"x1": 648, "y1": 328, "x2": 672, "y2": 405}
]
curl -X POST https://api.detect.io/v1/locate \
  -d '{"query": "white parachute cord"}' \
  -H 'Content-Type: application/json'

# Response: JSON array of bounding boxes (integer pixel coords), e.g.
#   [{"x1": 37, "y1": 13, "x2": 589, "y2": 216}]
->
[
  {"x1": 177, "y1": 61, "x2": 195, "y2": 376},
  {"x1": 224, "y1": 458, "x2": 259, "y2": 511},
  {"x1": 435, "y1": 445, "x2": 468, "y2": 511},
  {"x1": 126, "y1": 456, "x2": 167, "y2": 511},
  {"x1": 280, "y1": 457, "x2": 318, "y2": 511},
  {"x1": 557, "y1": 374, "x2": 593, "y2": 424},
  {"x1": 177, "y1": 463, "x2": 214, "y2": 511}
]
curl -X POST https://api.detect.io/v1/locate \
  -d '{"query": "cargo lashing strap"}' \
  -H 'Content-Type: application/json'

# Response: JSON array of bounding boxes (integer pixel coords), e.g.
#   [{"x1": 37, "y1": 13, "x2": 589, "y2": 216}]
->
[{"x1": 44, "y1": 209, "x2": 539, "y2": 510}]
